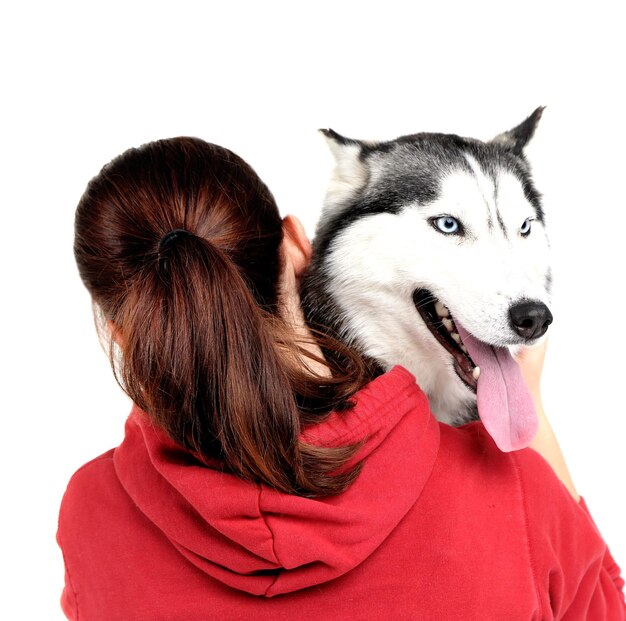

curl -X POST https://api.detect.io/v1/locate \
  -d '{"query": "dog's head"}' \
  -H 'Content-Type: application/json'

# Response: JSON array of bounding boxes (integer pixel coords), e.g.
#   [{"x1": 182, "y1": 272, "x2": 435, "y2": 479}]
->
[{"x1": 307, "y1": 108, "x2": 551, "y2": 449}]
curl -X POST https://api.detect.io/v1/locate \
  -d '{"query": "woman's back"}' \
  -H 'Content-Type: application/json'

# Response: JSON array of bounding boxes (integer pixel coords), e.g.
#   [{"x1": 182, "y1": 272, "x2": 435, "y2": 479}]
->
[{"x1": 58, "y1": 366, "x2": 623, "y2": 620}]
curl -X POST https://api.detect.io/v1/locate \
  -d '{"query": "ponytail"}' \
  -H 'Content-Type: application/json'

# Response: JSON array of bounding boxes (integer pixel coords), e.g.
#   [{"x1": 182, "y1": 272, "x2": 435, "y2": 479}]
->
[
  {"x1": 115, "y1": 232, "x2": 362, "y2": 495},
  {"x1": 75, "y1": 137, "x2": 369, "y2": 497}
]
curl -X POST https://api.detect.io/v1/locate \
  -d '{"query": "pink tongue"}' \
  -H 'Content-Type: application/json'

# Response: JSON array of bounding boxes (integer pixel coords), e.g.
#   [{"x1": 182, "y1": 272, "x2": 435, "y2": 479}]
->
[{"x1": 456, "y1": 324, "x2": 538, "y2": 452}]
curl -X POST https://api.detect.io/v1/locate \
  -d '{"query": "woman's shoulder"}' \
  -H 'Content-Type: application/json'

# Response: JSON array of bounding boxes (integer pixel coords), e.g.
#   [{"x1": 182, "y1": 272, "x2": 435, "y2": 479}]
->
[
  {"x1": 58, "y1": 449, "x2": 123, "y2": 536},
  {"x1": 62, "y1": 449, "x2": 117, "y2": 495},
  {"x1": 434, "y1": 420, "x2": 588, "y2": 525},
  {"x1": 438, "y1": 419, "x2": 566, "y2": 481},
  {"x1": 430, "y1": 421, "x2": 625, "y2": 616}
]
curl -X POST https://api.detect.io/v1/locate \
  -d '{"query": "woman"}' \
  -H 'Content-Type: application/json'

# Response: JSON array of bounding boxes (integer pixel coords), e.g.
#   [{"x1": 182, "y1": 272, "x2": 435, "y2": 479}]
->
[{"x1": 58, "y1": 137, "x2": 625, "y2": 620}]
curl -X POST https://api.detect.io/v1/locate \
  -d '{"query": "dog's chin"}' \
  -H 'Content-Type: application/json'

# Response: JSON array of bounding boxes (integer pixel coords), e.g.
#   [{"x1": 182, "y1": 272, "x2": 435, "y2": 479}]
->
[{"x1": 412, "y1": 289, "x2": 480, "y2": 392}]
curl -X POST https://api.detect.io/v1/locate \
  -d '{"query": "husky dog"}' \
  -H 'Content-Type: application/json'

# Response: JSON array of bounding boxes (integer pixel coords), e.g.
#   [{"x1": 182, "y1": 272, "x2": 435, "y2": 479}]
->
[{"x1": 302, "y1": 108, "x2": 552, "y2": 452}]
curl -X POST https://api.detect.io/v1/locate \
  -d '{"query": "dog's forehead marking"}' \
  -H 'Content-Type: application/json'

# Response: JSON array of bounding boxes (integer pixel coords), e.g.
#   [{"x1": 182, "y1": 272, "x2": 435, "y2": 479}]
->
[
  {"x1": 496, "y1": 170, "x2": 537, "y2": 227},
  {"x1": 461, "y1": 153, "x2": 508, "y2": 236}
]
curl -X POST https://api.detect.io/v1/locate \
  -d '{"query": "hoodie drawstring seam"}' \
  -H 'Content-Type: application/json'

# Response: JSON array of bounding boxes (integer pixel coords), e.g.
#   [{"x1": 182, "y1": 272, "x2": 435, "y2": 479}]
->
[
  {"x1": 303, "y1": 384, "x2": 423, "y2": 448},
  {"x1": 257, "y1": 483, "x2": 283, "y2": 596}
]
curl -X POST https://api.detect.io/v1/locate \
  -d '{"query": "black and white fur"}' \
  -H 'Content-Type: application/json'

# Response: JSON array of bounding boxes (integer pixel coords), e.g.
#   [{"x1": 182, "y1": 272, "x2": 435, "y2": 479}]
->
[{"x1": 302, "y1": 108, "x2": 552, "y2": 425}]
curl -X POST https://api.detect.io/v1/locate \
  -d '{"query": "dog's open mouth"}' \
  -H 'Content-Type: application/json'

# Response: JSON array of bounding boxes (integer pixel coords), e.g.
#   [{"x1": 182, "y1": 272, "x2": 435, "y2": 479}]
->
[
  {"x1": 412, "y1": 288, "x2": 540, "y2": 453},
  {"x1": 412, "y1": 289, "x2": 480, "y2": 391}
]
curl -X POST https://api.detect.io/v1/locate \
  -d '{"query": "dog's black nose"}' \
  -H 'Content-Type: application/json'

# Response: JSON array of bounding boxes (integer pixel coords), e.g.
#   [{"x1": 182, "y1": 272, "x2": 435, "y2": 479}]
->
[{"x1": 509, "y1": 301, "x2": 553, "y2": 340}]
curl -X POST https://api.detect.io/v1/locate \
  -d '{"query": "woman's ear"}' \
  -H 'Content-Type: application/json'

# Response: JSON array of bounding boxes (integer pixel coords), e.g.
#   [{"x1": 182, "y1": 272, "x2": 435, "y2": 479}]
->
[
  {"x1": 107, "y1": 319, "x2": 124, "y2": 348},
  {"x1": 282, "y1": 215, "x2": 312, "y2": 277}
]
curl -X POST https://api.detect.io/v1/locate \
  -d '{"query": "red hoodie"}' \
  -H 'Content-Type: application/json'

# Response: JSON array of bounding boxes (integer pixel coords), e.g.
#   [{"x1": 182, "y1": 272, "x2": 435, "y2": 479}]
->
[{"x1": 57, "y1": 366, "x2": 625, "y2": 620}]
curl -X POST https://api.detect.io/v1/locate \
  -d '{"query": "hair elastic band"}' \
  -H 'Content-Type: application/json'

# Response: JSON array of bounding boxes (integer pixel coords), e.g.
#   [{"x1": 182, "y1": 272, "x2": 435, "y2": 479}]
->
[{"x1": 158, "y1": 229, "x2": 192, "y2": 256}]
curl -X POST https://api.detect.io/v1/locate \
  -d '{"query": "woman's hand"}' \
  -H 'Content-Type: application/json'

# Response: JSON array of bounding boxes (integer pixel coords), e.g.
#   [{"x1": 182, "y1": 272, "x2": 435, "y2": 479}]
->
[
  {"x1": 515, "y1": 338, "x2": 547, "y2": 400},
  {"x1": 515, "y1": 340, "x2": 580, "y2": 502}
]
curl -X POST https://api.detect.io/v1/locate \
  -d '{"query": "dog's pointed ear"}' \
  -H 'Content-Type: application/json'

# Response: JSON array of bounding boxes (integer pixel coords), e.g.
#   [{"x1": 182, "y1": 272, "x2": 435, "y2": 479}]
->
[
  {"x1": 320, "y1": 128, "x2": 362, "y2": 158},
  {"x1": 319, "y1": 129, "x2": 369, "y2": 215},
  {"x1": 490, "y1": 107, "x2": 545, "y2": 155}
]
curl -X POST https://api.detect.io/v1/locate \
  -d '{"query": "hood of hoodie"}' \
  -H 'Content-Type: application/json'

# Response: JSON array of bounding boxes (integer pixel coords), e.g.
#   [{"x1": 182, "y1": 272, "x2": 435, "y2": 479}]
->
[{"x1": 113, "y1": 366, "x2": 440, "y2": 597}]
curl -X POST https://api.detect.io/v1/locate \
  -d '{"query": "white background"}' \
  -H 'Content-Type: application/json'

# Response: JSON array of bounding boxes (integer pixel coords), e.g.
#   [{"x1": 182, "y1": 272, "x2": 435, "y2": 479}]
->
[{"x1": 1, "y1": 1, "x2": 624, "y2": 619}]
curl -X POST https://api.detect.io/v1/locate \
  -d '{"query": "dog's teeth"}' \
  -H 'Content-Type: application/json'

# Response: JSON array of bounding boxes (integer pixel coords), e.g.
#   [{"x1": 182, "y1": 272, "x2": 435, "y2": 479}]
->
[
  {"x1": 442, "y1": 317, "x2": 453, "y2": 332},
  {"x1": 460, "y1": 343, "x2": 468, "y2": 354},
  {"x1": 435, "y1": 301, "x2": 450, "y2": 318},
  {"x1": 451, "y1": 332, "x2": 461, "y2": 344},
  {"x1": 472, "y1": 366, "x2": 481, "y2": 380}
]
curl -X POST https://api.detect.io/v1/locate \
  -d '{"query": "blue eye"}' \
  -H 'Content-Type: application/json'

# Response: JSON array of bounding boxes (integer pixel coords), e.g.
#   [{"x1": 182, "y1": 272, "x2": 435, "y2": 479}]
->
[
  {"x1": 433, "y1": 216, "x2": 461, "y2": 235},
  {"x1": 520, "y1": 218, "x2": 533, "y2": 236}
]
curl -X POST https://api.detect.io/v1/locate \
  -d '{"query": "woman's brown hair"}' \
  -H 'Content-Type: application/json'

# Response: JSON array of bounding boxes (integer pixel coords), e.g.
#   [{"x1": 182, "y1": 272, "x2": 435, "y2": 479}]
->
[{"x1": 74, "y1": 137, "x2": 370, "y2": 497}]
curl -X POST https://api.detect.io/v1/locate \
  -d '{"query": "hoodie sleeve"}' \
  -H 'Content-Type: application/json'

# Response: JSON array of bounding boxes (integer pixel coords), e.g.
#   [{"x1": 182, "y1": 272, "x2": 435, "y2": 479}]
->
[{"x1": 513, "y1": 448, "x2": 625, "y2": 620}]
